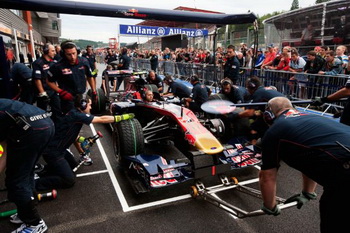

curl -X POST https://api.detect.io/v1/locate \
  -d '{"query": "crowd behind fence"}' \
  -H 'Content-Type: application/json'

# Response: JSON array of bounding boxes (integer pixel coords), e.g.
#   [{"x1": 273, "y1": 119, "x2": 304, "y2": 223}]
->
[{"x1": 131, "y1": 58, "x2": 349, "y2": 104}]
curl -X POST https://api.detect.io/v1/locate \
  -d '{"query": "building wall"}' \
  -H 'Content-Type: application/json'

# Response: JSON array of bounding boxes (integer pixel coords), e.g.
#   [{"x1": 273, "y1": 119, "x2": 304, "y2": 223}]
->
[{"x1": 0, "y1": 8, "x2": 29, "y2": 36}]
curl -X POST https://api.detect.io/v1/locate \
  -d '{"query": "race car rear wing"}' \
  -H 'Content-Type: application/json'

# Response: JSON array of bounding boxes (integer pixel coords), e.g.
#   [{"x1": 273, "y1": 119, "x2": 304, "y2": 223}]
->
[{"x1": 0, "y1": 0, "x2": 257, "y2": 25}]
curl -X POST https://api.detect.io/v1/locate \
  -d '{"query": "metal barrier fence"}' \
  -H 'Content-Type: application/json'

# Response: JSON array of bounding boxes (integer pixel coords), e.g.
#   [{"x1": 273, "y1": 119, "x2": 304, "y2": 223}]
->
[{"x1": 131, "y1": 58, "x2": 349, "y2": 102}]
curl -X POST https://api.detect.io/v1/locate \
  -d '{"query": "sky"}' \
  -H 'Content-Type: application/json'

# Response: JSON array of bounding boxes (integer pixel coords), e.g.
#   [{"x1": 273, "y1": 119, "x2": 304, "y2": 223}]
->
[{"x1": 60, "y1": 0, "x2": 319, "y2": 44}]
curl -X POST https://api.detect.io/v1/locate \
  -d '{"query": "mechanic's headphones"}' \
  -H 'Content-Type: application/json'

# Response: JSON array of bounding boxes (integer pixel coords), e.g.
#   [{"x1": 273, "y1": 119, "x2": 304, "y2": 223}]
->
[
  {"x1": 43, "y1": 43, "x2": 51, "y2": 55},
  {"x1": 246, "y1": 78, "x2": 259, "y2": 90},
  {"x1": 140, "y1": 87, "x2": 147, "y2": 100},
  {"x1": 263, "y1": 103, "x2": 275, "y2": 125},
  {"x1": 74, "y1": 94, "x2": 89, "y2": 111},
  {"x1": 190, "y1": 75, "x2": 199, "y2": 83},
  {"x1": 60, "y1": 41, "x2": 77, "y2": 58},
  {"x1": 220, "y1": 78, "x2": 233, "y2": 86}
]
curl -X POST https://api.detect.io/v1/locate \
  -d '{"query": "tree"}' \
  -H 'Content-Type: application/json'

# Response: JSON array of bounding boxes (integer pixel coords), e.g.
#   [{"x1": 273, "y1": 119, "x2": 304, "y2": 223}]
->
[
  {"x1": 290, "y1": 0, "x2": 299, "y2": 10},
  {"x1": 315, "y1": 0, "x2": 330, "y2": 3}
]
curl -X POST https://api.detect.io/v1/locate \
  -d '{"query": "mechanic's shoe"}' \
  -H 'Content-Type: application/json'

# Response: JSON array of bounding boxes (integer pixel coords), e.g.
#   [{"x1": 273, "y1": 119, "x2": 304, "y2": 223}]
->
[
  {"x1": 12, "y1": 219, "x2": 47, "y2": 233},
  {"x1": 9, "y1": 213, "x2": 23, "y2": 224},
  {"x1": 80, "y1": 155, "x2": 93, "y2": 166}
]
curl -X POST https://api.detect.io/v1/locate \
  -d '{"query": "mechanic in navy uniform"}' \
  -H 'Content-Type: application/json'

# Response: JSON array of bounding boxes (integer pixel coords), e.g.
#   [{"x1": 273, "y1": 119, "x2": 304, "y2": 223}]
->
[
  {"x1": 259, "y1": 97, "x2": 350, "y2": 233},
  {"x1": 239, "y1": 76, "x2": 284, "y2": 142},
  {"x1": 47, "y1": 40, "x2": 96, "y2": 114},
  {"x1": 104, "y1": 47, "x2": 118, "y2": 65},
  {"x1": 184, "y1": 75, "x2": 210, "y2": 112},
  {"x1": 0, "y1": 99, "x2": 55, "y2": 233},
  {"x1": 219, "y1": 78, "x2": 244, "y2": 104},
  {"x1": 32, "y1": 43, "x2": 61, "y2": 121},
  {"x1": 11, "y1": 63, "x2": 35, "y2": 104},
  {"x1": 313, "y1": 76, "x2": 350, "y2": 126},
  {"x1": 35, "y1": 95, "x2": 135, "y2": 191},
  {"x1": 149, "y1": 49, "x2": 158, "y2": 72},
  {"x1": 224, "y1": 45, "x2": 240, "y2": 85},
  {"x1": 82, "y1": 45, "x2": 97, "y2": 75},
  {"x1": 162, "y1": 75, "x2": 191, "y2": 99},
  {"x1": 115, "y1": 47, "x2": 131, "y2": 91},
  {"x1": 146, "y1": 70, "x2": 163, "y2": 92}
]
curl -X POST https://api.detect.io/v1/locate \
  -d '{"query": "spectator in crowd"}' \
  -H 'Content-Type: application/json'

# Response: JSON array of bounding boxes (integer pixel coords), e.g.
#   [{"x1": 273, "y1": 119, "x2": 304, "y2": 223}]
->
[
  {"x1": 335, "y1": 45, "x2": 348, "y2": 71},
  {"x1": 288, "y1": 51, "x2": 307, "y2": 99},
  {"x1": 320, "y1": 46, "x2": 329, "y2": 59},
  {"x1": 261, "y1": 44, "x2": 276, "y2": 69},
  {"x1": 318, "y1": 50, "x2": 343, "y2": 76},
  {"x1": 301, "y1": 24, "x2": 315, "y2": 45},
  {"x1": 266, "y1": 52, "x2": 290, "y2": 71},
  {"x1": 149, "y1": 50, "x2": 159, "y2": 72},
  {"x1": 304, "y1": 50, "x2": 325, "y2": 74},
  {"x1": 6, "y1": 48, "x2": 16, "y2": 68},
  {"x1": 224, "y1": 45, "x2": 240, "y2": 85},
  {"x1": 255, "y1": 48, "x2": 265, "y2": 69},
  {"x1": 163, "y1": 47, "x2": 171, "y2": 60}
]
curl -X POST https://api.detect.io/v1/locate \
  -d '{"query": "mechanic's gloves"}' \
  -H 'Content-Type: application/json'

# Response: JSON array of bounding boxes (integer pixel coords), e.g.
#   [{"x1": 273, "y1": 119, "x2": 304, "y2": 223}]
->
[
  {"x1": 114, "y1": 113, "x2": 135, "y2": 123},
  {"x1": 91, "y1": 69, "x2": 98, "y2": 76},
  {"x1": 58, "y1": 89, "x2": 74, "y2": 101},
  {"x1": 312, "y1": 96, "x2": 329, "y2": 106},
  {"x1": 38, "y1": 92, "x2": 50, "y2": 104},
  {"x1": 261, "y1": 204, "x2": 281, "y2": 216},
  {"x1": 91, "y1": 90, "x2": 98, "y2": 102},
  {"x1": 285, "y1": 191, "x2": 317, "y2": 209}
]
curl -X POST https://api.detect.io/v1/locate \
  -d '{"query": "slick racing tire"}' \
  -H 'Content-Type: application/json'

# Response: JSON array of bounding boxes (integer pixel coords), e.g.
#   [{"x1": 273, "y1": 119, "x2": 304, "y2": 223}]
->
[
  {"x1": 113, "y1": 118, "x2": 144, "y2": 163},
  {"x1": 87, "y1": 88, "x2": 107, "y2": 114}
]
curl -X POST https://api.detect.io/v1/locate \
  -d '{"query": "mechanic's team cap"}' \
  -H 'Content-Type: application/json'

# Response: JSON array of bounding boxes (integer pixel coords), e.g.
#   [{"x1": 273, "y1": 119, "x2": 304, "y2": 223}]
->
[
  {"x1": 220, "y1": 78, "x2": 233, "y2": 86},
  {"x1": 267, "y1": 43, "x2": 274, "y2": 48}
]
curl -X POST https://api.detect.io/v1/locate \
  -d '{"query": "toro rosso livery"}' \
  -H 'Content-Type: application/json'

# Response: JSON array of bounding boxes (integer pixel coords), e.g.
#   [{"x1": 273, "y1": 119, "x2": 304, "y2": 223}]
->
[{"x1": 110, "y1": 92, "x2": 260, "y2": 193}]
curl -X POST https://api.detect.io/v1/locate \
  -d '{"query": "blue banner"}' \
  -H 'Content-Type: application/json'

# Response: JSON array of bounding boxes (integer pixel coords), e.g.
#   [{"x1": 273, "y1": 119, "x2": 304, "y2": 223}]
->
[{"x1": 119, "y1": 24, "x2": 208, "y2": 37}]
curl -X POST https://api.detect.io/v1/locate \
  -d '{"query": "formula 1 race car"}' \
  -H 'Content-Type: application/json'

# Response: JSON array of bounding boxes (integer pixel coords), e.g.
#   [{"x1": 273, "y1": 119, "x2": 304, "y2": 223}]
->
[{"x1": 110, "y1": 89, "x2": 261, "y2": 193}]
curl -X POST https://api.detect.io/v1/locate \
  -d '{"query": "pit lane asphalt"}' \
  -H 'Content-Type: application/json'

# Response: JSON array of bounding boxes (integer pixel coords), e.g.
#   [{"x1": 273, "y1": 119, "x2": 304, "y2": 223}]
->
[{"x1": 0, "y1": 64, "x2": 322, "y2": 232}]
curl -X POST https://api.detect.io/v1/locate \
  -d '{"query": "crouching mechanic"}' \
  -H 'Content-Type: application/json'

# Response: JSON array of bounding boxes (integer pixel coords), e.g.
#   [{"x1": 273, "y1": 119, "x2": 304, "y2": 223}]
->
[
  {"x1": 184, "y1": 75, "x2": 210, "y2": 112},
  {"x1": 35, "y1": 95, "x2": 134, "y2": 191},
  {"x1": 0, "y1": 99, "x2": 55, "y2": 233},
  {"x1": 259, "y1": 97, "x2": 350, "y2": 233}
]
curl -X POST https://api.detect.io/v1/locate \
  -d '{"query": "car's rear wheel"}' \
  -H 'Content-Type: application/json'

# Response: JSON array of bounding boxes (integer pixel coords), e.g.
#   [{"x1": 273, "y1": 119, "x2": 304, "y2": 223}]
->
[{"x1": 113, "y1": 118, "x2": 144, "y2": 164}]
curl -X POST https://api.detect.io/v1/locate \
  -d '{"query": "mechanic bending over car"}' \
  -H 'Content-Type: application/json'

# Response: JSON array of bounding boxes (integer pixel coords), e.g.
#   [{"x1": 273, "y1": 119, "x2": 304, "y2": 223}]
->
[
  {"x1": 35, "y1": 94, "x2": 134, "y2": 191},
  {"x1": 146, "y1": 70, "x2": 163, "y2": 92},
  {"x1": 47, "y1": 40, "x2": 96, "y2": 114},
  {"x1": 259, "y1": 96, "x2": 350, "y2": 233},
  {"x1": 219, "y1": 78, "x2": 244, "y2": 104},
  {"x1": 184, "y1": 75, "x2": 211, "y2": 113},
  {"x1": 237, "y1": 76, "x2": 284, "y2": 143},
  {"x1": 161, "y1": 75, "x2": 191, "y2": 99},
  {"x1": 0, "y1": 99, "x2": 55, "y2": 233}
]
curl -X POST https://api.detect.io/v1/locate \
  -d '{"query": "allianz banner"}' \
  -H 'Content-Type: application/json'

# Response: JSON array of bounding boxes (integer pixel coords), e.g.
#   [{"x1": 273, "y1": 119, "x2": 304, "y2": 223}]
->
[{"x1": 119, "y1": 24, "x2": 208, "y2": 37}]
